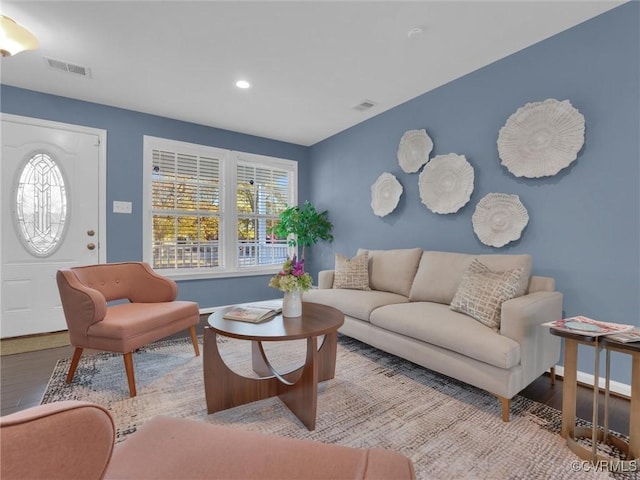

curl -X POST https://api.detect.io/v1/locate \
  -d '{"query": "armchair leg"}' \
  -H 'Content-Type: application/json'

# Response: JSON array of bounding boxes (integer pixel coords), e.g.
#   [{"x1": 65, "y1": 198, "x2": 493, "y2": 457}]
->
[
  {"x1": 550, "y1": 366, "x2": 556, "y2": 385},
  {"x1": 123, "y1": 352, "x2": 137, "y2": 397},
  {"x1": 66, "y1": 347, "x2": 84, "y2": 383},
  {"x1": 497, "y1": 396, "x2": 510, "y2": 422},
  {"x1": 189, "y1": 325, "x2": 200, "y2": 356}
]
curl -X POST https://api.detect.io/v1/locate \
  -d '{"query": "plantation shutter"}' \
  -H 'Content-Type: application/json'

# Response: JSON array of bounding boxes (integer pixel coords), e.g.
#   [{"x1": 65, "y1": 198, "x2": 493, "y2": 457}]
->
[
  {"x1": 151, "y1": 149, "x2": 222, "y2": 269},
  {"x1": 236, "y1": 161, "x2": 290, "y2": 267}
]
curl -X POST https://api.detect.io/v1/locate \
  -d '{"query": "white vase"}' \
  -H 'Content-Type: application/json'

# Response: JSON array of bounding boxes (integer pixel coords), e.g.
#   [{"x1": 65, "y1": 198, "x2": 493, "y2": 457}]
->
[{"x1": 282, "y1": 289, "x2": 302, "y2": 317}]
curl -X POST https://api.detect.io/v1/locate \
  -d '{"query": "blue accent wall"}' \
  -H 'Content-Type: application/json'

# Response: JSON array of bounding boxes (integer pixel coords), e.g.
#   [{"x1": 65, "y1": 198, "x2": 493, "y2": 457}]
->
[
  {"x1": 0, "y1": 86, "x2": 310, "y2": 308},
  {"x1": 308, "y1": 3, "x2": 639, "y2": 385}
]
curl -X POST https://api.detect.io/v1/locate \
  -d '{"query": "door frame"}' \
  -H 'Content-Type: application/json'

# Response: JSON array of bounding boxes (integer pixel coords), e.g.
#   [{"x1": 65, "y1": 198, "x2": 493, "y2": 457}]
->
[{"x1": 0, "y1": 113, "x2": 108, "y2": 275}]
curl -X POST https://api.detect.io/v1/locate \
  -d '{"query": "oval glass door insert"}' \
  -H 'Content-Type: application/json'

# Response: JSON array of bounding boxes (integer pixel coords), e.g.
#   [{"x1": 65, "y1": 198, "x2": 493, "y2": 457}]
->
[{"x1": 15, "y1": 153, "x2": 68, "y2": 256}]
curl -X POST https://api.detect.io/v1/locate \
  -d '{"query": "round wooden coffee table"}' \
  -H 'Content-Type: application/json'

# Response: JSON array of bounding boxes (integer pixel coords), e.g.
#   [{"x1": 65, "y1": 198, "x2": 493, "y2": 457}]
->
[{"x1": 203, "y1": 302, "x2": 344, "y2": 430}]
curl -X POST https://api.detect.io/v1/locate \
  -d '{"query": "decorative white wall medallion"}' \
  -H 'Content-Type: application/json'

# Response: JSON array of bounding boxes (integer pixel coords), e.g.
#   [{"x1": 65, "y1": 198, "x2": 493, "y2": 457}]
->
[
  {"x1": 397, "y1": 129, "x2": 433, "y2": 173},
  {"x1": 371, "y1": 172, "x2": 403, "y2": 217},
  {"x1": 472, "y1": 193, "x2": 529, "y2": 248},
  {"x1": 418, "y1": 153, "x2": 474, "y2": 214},
  {"x1": 497, "y1": 99, "x2": 585, "y2": 178}
]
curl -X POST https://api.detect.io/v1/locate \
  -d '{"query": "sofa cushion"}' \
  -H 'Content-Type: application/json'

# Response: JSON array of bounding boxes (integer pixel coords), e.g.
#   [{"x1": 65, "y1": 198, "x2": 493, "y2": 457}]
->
[
  {"x1": 369, "y1": 302, "x2": 521, "y2": 369},
  {"x1": 357, "y1": 248, "x2": 423, "y2": 297},
  {"x1": 450, "y1": 259, "x2": 523, "y2": 331},
  {"x1": 303, "y1": 289, "x2": 409, "y2": 322},
  {"x1": 409, "y1": 251, "x2": 532, "y2": 304},
  {"x1": 333, "y1": 252, "x2": 371, "y2": 290}
]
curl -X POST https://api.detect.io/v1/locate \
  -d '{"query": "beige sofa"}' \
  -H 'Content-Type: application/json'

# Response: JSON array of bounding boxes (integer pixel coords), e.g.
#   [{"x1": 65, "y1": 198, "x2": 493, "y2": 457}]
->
[
  {"x1": 303, "y1": 248, "x2": 562, "y2": 421},
  {"x1": 0, "y1": 401, "x2": 415, "y2": 479}
]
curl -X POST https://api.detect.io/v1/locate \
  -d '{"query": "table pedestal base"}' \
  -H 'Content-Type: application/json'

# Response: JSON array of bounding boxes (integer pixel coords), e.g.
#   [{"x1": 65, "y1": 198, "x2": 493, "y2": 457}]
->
[{"x1": 203, "y1": 327, "x2": 337, "y2": 430}]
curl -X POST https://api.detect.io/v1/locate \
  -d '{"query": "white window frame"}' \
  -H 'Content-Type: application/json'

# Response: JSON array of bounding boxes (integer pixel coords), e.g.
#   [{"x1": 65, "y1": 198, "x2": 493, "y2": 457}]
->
[{"x1": 143, "y1": 136, "x2": 297, "y2": 280}]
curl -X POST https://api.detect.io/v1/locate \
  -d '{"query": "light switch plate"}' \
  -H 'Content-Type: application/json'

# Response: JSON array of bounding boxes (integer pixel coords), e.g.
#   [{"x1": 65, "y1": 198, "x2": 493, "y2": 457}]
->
[{"x1": 113, "y1": 201, "x2": 132, "y2": 214}]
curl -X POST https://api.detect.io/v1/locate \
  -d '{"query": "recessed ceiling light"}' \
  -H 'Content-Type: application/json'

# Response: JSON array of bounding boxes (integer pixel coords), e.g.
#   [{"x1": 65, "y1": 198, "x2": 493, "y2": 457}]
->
[
  {"x1": 235, "y1": 80, "x2": 251, "y2": 89},
  {"x1": 407, "y1": 27, "x2": 423, "y2": 38}
]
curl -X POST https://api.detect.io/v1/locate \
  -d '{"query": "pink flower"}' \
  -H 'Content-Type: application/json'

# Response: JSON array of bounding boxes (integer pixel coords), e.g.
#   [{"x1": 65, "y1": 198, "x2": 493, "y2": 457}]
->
[{"x1": 291, "y1": 257, "x2": 305, "y2": 277}]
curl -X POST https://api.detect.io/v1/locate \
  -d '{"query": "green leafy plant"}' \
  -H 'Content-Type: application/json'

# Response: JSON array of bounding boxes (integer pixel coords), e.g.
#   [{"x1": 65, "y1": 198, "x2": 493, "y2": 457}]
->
[{"x1": 268, "y1": 201, "x2": 333, "y2": 259}]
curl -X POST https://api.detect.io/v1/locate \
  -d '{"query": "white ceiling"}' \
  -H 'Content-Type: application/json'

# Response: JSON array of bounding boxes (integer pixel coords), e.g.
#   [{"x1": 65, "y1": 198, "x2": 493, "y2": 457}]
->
[{"x1": 0, "y1": 1, "x2": 623, "y2": 146}]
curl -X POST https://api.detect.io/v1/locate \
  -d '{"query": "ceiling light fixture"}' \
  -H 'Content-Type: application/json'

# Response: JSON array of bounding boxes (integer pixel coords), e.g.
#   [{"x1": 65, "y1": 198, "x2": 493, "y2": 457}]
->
[
  {"x1": 235, "y1": 80, "x2": 251, "y2": 89},
  {"x1": 0, "y1": 15, "x2": 38, "y2": 57}
]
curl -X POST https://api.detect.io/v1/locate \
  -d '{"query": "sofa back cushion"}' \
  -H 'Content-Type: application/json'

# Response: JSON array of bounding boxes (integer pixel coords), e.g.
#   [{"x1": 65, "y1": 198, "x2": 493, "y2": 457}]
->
[
  {"x1": 409, "y1": 251, "x2": 532, "y2": 304},
  {"x1": 356, "y1": 248, "x2": 423, "y2": 297}
]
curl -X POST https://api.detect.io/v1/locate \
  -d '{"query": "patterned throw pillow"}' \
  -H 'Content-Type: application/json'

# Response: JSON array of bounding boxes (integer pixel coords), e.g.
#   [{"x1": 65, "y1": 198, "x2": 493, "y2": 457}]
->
[
  {"x1": 450, "y1": 259, "x2": 523, "y2": 331},
  {"x1": 333, "y1": 252, "x2": 371, "y2": 291}
]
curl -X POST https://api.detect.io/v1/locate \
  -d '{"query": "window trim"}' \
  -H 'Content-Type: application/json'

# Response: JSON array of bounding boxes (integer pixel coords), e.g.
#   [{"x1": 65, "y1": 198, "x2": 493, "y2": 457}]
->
[{"x1": 143, "y1": 136, "x2": 297, "y2": 280}]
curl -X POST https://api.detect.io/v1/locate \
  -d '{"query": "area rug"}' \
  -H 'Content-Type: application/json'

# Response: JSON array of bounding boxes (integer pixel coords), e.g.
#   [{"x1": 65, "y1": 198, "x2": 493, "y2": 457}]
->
[{"x1": 42, "y1": 335, "x2": 634, "y2": 479}]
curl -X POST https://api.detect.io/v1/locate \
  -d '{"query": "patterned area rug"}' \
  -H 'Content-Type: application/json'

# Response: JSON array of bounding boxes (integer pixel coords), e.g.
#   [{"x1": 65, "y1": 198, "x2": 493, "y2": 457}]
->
[{"x1": 42, "y1": 335, "x2": 635, "y2": 479}]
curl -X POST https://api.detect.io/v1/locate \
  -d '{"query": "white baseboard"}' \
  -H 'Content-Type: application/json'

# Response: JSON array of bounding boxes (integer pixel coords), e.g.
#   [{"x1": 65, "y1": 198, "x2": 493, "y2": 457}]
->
[
  {"x1": 554, "y1": 365, "x2": 631, "y2": 398},
  {"x1": 199, "y1": 306, "x2": 220, "y2": 314}
]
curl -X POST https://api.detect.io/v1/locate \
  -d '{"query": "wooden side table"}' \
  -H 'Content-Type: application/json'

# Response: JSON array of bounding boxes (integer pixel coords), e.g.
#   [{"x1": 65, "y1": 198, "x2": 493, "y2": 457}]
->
[{"x1": 551, "y1": 327, "x2": 639, "y2": 468}]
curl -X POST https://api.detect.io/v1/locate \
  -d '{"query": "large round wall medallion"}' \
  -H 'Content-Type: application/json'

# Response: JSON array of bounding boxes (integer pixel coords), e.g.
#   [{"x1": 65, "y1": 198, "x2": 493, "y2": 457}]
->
[
  {"x1": 472, "y1": 193, "x2": 529, "y2": 248},
  {"x1": 497, "y1": 99, "x2": 585, "y2": 178},
  {"x1": 371, "y1": 172, "x2": 403, "y2": 217},
  {"x1": 418, "y1": 153, "x2": 474, "y2": 214},
  {"x1": 397, "y1": 129, "x2": 433, "y2": 173}
]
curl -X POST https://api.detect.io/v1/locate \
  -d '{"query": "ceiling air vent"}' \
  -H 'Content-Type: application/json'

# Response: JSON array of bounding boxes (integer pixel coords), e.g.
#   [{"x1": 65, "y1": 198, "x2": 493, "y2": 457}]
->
[
  {"x1": 353, "y1": 99, "x2": 377, "y2": 112},
  {"x1": 45, "y1": 57, "x2": 92, "y2": 77}
]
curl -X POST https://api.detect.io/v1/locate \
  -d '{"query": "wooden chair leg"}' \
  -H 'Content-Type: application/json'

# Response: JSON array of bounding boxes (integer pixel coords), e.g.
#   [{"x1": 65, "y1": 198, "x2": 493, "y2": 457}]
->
[
  {"x1": 123, "y1": 352, "x2": 137, "y2": 397},
  {"x1": 66, "y1": 347, "x2": 83, "y2": 383},
  {"x1": 550, "y1": 366, "x2": 556, "y2": 385},
  {"x1": 498, "y1": 396, "x2": 510, "y2": 422},
  {"x1": 189, "y1": 325, "x2": 200, "y2": 356}
]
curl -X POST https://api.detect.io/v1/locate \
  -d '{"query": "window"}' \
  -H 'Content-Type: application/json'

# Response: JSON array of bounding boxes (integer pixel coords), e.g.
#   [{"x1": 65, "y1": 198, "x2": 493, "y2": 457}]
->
[
  {"x1": 143, "y1": 136, "x2": 297, "y2": 279},
  {"x1": 15, "y1": 152, "x2": 68, "y2": 257}
]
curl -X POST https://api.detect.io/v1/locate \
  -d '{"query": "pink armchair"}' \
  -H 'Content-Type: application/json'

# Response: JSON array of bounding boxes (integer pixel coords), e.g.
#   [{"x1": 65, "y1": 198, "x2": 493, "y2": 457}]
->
[
  {"x1": 0, "y1": 401, "x2": 115, "y2": 480},
  {"x1": 0, "y1": 401, "x2": 415, "y2": 480},
  {"x1": 56, "y1": 262, "x2": 200, "y2": 397}
]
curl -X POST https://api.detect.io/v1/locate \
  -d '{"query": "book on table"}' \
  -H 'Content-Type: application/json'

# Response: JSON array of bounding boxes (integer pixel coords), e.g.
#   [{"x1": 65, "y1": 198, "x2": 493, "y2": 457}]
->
[
  {"x1": 223, "y1": 301, "x2": 283, "y2": 323},
  {"x1": 542, "y1": 316, "x2": 635, "y2": 337}
]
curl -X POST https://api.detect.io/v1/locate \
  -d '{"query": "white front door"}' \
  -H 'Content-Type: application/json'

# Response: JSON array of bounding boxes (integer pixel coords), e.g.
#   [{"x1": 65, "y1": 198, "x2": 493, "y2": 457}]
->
[{"x1": 1, "y1": 116, "x2": 106, "y2": 338}]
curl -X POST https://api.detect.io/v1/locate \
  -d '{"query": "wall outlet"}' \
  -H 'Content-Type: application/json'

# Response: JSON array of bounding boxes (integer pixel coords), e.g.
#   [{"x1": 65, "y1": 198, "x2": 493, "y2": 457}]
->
[{"x1": 113, "y1": 201, "x2": 132, "y2": 214}]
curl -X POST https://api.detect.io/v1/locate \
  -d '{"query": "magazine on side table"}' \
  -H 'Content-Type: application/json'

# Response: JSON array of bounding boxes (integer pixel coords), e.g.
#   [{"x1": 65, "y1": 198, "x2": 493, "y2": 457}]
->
[
  {"x1": 607, "y1": 328, "x2": 640, "y2": 343},
  {"x1": 543, "y1": 316, "x2": 635, "y2": 337}
]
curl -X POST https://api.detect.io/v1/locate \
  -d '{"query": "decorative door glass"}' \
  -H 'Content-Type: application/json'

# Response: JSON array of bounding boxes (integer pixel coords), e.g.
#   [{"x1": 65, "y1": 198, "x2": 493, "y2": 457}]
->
[{"x1": 15, "y1": 152, "x2": 68, "y2": 256}]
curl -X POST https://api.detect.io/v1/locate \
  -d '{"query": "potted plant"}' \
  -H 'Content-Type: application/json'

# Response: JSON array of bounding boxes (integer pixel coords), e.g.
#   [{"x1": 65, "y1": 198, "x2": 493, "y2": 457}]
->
[
  {"x1": 268, "y1": 201, "x2": 333, "y2": 316},
  {"x1": 268, "y1": 200, "x2": 333, "y2": 260}
]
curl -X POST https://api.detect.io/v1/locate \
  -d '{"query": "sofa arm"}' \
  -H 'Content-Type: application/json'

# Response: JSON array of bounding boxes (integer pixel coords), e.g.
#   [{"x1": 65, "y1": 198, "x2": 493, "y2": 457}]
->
[
  {"x1": 317, "y1": 270, "x2": 335, "y2": 289},
  {"x1": 0, "y1": 401, "x2": 115, "y2": 480},
  {"x1": 127, "y1": 263, "x2": 178, "y2": 303},
  {"x1": 500, "y1": 291, "x2": 563, "y2": 388},
  {"x1": 57, "y1": 269, "x2": 108, "y2": 328}
]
